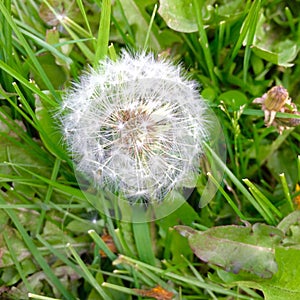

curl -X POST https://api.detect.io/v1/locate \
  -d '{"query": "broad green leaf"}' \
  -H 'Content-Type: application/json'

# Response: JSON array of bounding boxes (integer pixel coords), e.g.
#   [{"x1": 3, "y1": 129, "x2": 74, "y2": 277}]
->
[
  {"x1": 253, "y1": 13, "x2": 299, "y2": 66},
  {"x1": 175, "y1": 223, "x2": 283, "y2": 278},
  {"x1": 219, "y1": 247, "x2": 300, "y2": 300},
  {"x1": 0, "y1": 135, "x2": 51, "y2": 180},
  {"x1": 158, "y1": 0, "x2": 197, "y2": 33},
  {"x1": 218, "y1": 90, "x2": 248, "y2": 110},
  {"x1": 252, "y1": 44, "x2": 297, "y2": 68},
  {"x1": 45, "y1": 28, "x2": 73, "y2": 67},
  {"x1": 278, "y1": 210, "x2": 300, "y2": 233},
  {"x1": 42, "y1": 220, "x2": 77, "y2": 245},
  {"x1": 32, "y1": 53, "x2": 67, "y2": 90},
  {"x1": 158, "y1": 0, "x2": 245, "y2": 33},
  {"x1": 266, "y1": 147, "x2": 298, "y2": 188},
  {"x1": 260, "y1": 247, "x2": 300, "y2": 299},
  {"x1": 278, "y1": 211, "x2": 300, "y2": 247},
  {"x1": 0, "y1": 226, "x2": 31, "y2": 268},
  {"x1": 251, "y1": 54, "x2": 265, "y2": 75}
]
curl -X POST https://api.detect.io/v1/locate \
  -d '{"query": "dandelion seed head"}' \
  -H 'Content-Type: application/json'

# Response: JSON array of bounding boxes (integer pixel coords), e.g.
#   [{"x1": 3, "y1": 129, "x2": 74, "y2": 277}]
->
[{"x1": 60, "y1": 51, "x2": 209, "y2": 202}]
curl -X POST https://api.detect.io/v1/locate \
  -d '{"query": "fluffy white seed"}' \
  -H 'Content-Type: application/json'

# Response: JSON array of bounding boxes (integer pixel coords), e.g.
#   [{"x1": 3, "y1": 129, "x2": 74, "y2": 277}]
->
[{"x1": 60, "y1": 51, "x2": 209, "y2": 202}]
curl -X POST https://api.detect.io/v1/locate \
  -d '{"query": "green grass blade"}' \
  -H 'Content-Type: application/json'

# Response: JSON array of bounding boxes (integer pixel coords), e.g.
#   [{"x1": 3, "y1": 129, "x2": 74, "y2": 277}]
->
[
  {"x1": 143, "y1": 4, "x2": 157, "y2": 51},
  {"x1": 10, "y1": 83, "x2": 68, "y2": 160},
  {"x1": 279, "y1": 173, "x2": 294, "y2": 212},
  {"x1": 3, "y1": 230, "x2": 33, "y2": 293},
  {"x1": 19, "y1": 28, "x2": 73, "y2": 65},
  {"x1": 0, "y1": 195, "x2": 75, "y2": 299},
  {"x1": 228, "y1": 0, "x2": 252, "y2": 63},
  {"x1": 0, "y1": 1, "x2": 57, "y2": 98},
  {"x1": 0, "y1": 59, "x2": 56, "y2": 106},
  {"x1": 88, "y1": 229, "x2": 117, "y2": 261},
  {"x1": 36, "y1": 234, "x2": 85, "y2": 278},
  {"x1": 132, "y1": 207, "x2": 156, "y2": 266},
  {"x1": 115, "y1": 255, "x2": 255, "y2": 299},
  {"x1": 243, "y1": 0, "x2": 261, "y2": 82},
  {"x1": 67, "y1": 243, "x2": 112, "y2": 299},
  {"x1": 204, "y1": 143, "x2": 272, "y2": 223},
  {"x1": 192, "y1": 0, "x2": 218, "y2": 87},
  {"x1": 35, "y1": 158, "x2": 61, "y2": 235},
  {"x1": 284, "y1": 6, "x2": 295, "y2": 35},
  {"x1": 114, "y1": 0, "x2": 134, "y2": 39},
  {"x1": 243, "y1": 179, "x2": 282, "y2": 225},
  {"x1": 181, "y1": 255, "x2": 217, "y2": 300},
  {"x1": 61, "y1": 20, "x2": 95, "y2": 61},
  {"x1": 94, "y1": 0, "x2": 111, "y2": 65},
  {"x1": 75, "y1": 0, "x2": 94, "y2": 40},
  {"x1": 207, "y1": 172, "x2": 247, "y2": 220},
  {"x1": 243, "y1": 179, "x2": 283, "y2": 218},
  {"x1": 3, "y1": 162, "x2": 86, "y2": 200},
  {"x1": 1, "y1": 0, "x2": 13, "y2": 80},
  {"x1": 41, "y1": 0, "x2": 95, "y2": 61},
  {"x1": 101, "y1": 282, "x2": 140, "y2": 296},
  {"x1": 28, "y1": 293, "x2": 60, "y2": 300},
  {"x1": 0, "y1": 109, "x2": 51, "y2": 164}
]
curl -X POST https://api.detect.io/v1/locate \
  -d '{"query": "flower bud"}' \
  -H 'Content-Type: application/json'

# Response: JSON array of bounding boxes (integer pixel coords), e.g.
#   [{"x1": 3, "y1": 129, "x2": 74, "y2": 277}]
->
[{"x1": 264, "y1": 85, "x2": 289, "y2": 111}]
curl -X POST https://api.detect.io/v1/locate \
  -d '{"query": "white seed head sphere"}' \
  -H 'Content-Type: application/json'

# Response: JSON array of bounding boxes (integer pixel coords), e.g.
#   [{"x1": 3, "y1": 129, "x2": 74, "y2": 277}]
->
[{"x1": 60, "y1": 52, "x2": 209, "y2": 203}]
